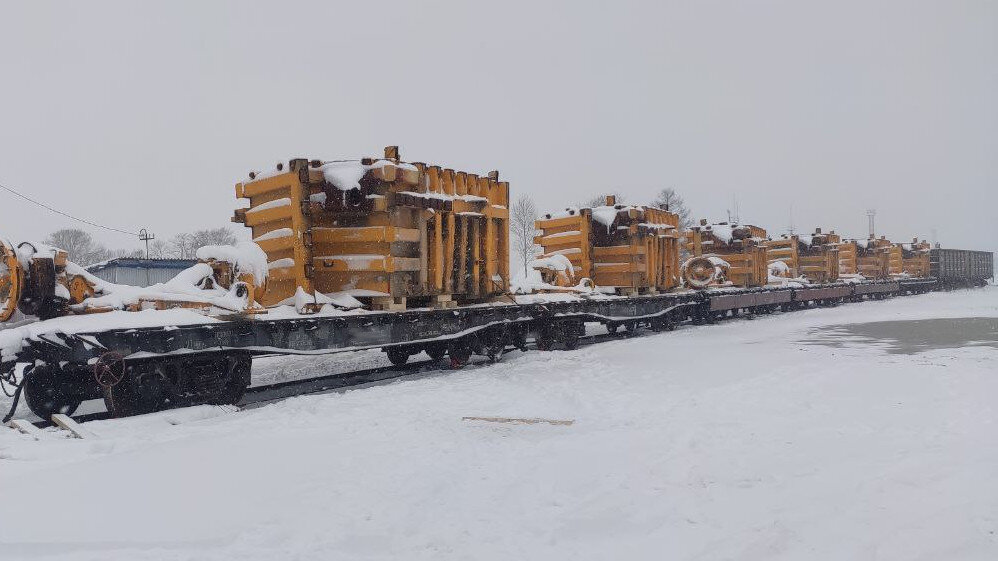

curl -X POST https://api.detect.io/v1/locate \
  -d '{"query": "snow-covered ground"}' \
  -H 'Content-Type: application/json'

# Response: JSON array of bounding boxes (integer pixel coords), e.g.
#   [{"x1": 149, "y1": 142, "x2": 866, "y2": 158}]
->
[{"x1": 2, "y1": 286, "x2": 997, "y2": 560}]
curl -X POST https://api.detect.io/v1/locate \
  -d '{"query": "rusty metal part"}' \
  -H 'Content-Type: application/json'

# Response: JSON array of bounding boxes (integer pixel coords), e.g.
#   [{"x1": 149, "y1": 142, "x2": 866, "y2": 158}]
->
[
  {"x1": 682, "y1": 257, "x2": 716, "y2": 289},
  {"x1": 0, "y1": 240, "x2": 23, "y2": 322}
]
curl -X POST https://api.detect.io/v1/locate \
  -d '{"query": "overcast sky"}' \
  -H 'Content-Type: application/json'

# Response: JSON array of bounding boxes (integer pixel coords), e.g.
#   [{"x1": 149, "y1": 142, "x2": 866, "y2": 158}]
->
[{"x1": 1, "y1": 0, "x2": 995, "y2": 254}]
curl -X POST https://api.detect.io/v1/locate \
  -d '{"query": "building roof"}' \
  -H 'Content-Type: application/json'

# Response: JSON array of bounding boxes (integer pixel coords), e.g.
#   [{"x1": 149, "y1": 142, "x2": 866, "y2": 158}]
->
[{"x1": 86, "y1": 258, "x2": 198, "y2": 273}]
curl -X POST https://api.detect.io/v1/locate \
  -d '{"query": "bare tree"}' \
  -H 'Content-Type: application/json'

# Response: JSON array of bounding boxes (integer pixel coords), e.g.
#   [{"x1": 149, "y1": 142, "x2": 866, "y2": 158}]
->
[
  {"x1": 653, "y1": 187, "x2": 693, "y2": 230},
  {"x1": 580, "y1": 192, "x2": 625, "y2": 208},
  {"x1": 44, "y1": 228, "x2": 110, "y2": 266},
  {"x1": 510, "y1": 194, "x2": 539, "y2": 276},
  {"x1": 169, "y1": 228, "x2": 237, "y2": 259},
  {"x1": 147, "y1": 239, "x2": 170, "y2": 259}
]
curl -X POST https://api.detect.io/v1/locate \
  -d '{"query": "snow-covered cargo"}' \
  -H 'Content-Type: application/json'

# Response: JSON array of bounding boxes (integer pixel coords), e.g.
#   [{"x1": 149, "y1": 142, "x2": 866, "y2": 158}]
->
[
  {"x1": 797, "y1": 228, "x2": 841, "y2": 283},
  {"x1": 534, "y1": 196, "x2": 681, "y2": 294},
  {"x1": 899, "y1": 238, "x2": 931, "y2": 277},
  {"x1": 233, "y1": 146, "x2": 510, "y2": 310},
  {"x1": 685, "y1": 220, "x2": 769, "y2": 287}
]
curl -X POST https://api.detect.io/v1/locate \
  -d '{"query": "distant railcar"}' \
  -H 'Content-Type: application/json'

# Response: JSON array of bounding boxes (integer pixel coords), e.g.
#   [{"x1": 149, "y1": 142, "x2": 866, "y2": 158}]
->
[{"x1": 930, "y1": 248, "x2": 994, "y2": 287}]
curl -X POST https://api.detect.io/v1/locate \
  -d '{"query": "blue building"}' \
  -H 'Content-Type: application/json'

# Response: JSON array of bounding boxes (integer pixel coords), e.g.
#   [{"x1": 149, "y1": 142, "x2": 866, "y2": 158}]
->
[{"x1": 86, "y1": 258, "x2": 197, "y2": 287}]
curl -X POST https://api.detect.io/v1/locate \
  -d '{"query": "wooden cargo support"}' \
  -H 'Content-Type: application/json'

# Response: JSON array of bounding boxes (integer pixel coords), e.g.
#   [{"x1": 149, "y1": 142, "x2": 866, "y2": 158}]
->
[
  {"x1": 233, "y1": 146, "x2": 509, "y2": 310},
  {"x1": 534, "y1": 196, "x2": 680, "y2": 293},
  {"x1": 900, "y1": 238, "x2": 931, "y2": 278},
  {"x1": 685, "y1": 220, "x2": 769, "y2": 287},
  {"x1": 797, "y1": 228, "x2": 840, "y2": 283}
]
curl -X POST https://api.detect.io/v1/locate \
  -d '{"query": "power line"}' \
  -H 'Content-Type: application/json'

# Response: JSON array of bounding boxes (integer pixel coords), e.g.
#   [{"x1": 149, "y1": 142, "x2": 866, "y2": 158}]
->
[{"x1": 0, "y1": 180, "x2": 140, "y2": 237}]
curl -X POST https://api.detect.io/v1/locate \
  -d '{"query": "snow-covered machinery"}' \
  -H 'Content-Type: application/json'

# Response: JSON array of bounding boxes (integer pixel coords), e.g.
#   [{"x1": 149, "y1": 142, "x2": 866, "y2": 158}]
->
[
  {"x1": 232, "y1": 146, "x2": 510, "y2": 311},
  {"x1": 853, "y1": 236, "x2": 900, "y2": 279},
  {"x1": 534, "y1": 196, "x2": 681, "y2": 295},
  {"x1": 764, "y1": 235, "x2": 801, "y2": 279},
  {"x1": 0, "y1": 239, "x2": 267, "y2": 325},
  {"x1": 900, "y1": 238, "x2": 931, "y2": 277},
  {"x1": 683, "y1": 221, "x2": 769, "y2": 288},
  {"x1": 797, "y1": 228, "x2": 840, "y2": 283}
]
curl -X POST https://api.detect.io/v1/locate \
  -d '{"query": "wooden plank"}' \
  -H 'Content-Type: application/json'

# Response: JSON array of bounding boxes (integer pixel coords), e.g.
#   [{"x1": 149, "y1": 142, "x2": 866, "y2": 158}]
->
[
  {"x1": 312, "y1": 226, "x2": 420, "y2": 244},
  {"x1": 456, "y1": 215, "x2": 468, "y2": 293},
  {"x1": 51, "y1": 413, "x2": 98, "y2": 439},
  {"x1": 7, "y1": 419, "x2": 44, "y2": 439},
  {"x1": 433, "y1": 215, "x2": 444, "y2": 291},
  {"x1": 444, "y1": 212, "x2": 455, "y2": 293},
  {"x1": 462, "y1": 416, "x2": 574, "y2": 426},
  {"x1": 418, "y1": 212, "x2": 429, "y2": 289},
  {"x1": 485, "y1": 215, "x2": 497, "y2": 294},
  {"x1": 471, "y1": 218, "x2": 481, "y2": 296}
]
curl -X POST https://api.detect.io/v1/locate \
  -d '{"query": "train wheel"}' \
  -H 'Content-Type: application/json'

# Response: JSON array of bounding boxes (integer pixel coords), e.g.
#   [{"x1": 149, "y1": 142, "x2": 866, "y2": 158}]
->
[
  {"x1": 214, "y1": 354, "x2": 252, "y2": 405},
  {"x1": 386, "y1": 347, "x2": 410, "y2": 367},
  {"x1": 23, "y1": 366, "x2": 81, "y2": 419},
  {"x1": 95, "y1": 352, "x2": 143, "y2": 417},
  {"x1": 424, "y1": 344, "x2": 447, "y2": 361},
  {"x1": 448, "y1": 340, "x2": 472, "y2": 367},
  {"x1": 535, "y1": 328, "x2": 554, "y2": 351},
  {"x1": 102, "y1": 376, "x2": 141, "y2": 417},
  {"x1": 483, "y1": 330, "x2": 506, "y2": 362}
]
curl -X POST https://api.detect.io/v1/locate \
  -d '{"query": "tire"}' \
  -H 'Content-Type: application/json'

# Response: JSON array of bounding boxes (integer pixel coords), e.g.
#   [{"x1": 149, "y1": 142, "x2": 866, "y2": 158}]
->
[{"x1": 23, "y1": 367, "x2": 81, "y2": 419}]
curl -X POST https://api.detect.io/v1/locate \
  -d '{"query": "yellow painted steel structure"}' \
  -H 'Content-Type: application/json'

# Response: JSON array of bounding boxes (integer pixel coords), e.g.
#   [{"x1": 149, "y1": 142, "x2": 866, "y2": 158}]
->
[
  {"x1": 685, "y1": 221, "x2": 769, "y2": 287},
  {"x1": 764, "y1": 235, "x2": 800, "y2": 278},
  {"x1": 900, "y1": 238, "x2": 931, "y2": 277},
  {"x1": 534, "y1": 197, "x2": 681, "y2": 293},
  {"x1": 233, "y1": 146, "x2": 510, "y2": 309},
  {"x1": 798, "y1": 228, "x2": 840, "y2": 283}
]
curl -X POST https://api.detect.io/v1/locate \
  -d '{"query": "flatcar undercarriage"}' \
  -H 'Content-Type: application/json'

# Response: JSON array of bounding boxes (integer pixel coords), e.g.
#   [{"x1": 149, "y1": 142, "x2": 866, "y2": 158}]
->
[{"x1": 1, "y1": 278, "x2": 943, "y2": 421}]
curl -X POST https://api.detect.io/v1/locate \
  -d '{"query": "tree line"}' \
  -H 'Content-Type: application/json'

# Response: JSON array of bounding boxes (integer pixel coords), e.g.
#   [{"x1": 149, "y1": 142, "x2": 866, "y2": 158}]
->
[{"x1": 44, "y1": 228, "x2": 238, "y2": 266}]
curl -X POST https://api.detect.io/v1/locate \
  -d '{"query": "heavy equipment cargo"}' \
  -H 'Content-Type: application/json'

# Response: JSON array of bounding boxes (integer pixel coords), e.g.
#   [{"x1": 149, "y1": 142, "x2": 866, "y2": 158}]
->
[
  {"x1": 534, "y1": 196, "x2": 680, "y2": 294},
  {"x1": 842, "y1": 237, "x2": 891, "y2": 280},
  {"x1": 798, "y1": 228, "x2": 841, "y2": 283},
  {"x1": 764, "y1": 235, "x2": 800, "y2": 278},
  {"x1": 899, "y1": 239, "x2": 931, "y2": 277},
  {"x1": 684, "y1": 221, "x2": 769, "y2": 287},
  {"x1": 930, "y1": 248, "x2": 994, "y2": 286},
  {"x1": 232, "y1": 146, "x2": 510, "y2": 310}
]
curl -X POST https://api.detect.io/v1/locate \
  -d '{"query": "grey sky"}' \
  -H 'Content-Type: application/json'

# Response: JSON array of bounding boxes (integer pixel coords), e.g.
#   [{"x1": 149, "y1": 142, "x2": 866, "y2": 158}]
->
[{"x1": 1, "y1": 0, "x2": 995, "y2": 254}]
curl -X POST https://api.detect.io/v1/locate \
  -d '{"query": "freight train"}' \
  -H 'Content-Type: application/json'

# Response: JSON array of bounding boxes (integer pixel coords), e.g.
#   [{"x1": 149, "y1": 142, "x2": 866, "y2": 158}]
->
[{"x1": 0, "y1": 146, "x2": 993, "y2": 420}]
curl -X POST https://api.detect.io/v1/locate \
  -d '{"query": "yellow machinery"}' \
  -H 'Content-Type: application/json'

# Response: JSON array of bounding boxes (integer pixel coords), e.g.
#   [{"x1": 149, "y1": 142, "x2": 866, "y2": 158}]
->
[
  {"x1": 0, "y1": 239, "x2": 263, "y2": 323},
  {"x1": 764, "y1": 235, "x2": 800, "y2": 279},
  {"x1": 900, "y1": 238, "x2": 931, "y2": 277},
  {"x1": 534, "y1": 196, "x2": 681, "y2": 294},
  {"x1": 845, "y1": 237, "x2": 891, "y2": 279},
  {"x1": 798, "y1": 228, "x2": 840, "y2": 283},
  {"x1": 684, "y1": 221, "x2": 769, "y2": 288},
  {"x1": 233, "y1": 146, "x2": 510, "y2": 310}
]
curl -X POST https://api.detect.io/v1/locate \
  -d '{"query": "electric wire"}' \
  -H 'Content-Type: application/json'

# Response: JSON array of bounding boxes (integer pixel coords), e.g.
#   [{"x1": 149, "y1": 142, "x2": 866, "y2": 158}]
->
[{"x1": 0, "y1": 180, "x2": 140, "y2": 237}]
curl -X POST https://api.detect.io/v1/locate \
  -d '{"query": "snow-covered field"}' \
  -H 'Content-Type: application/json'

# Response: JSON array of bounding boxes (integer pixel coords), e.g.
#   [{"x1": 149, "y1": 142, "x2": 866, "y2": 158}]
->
[{"x1": 2, "y1": 287, "x2": 997, "y2": 560}]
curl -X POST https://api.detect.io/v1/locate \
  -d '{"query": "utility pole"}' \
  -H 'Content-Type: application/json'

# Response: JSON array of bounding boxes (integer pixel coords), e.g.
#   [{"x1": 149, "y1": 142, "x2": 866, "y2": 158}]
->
[
  {"x1": 139, "y1": 228, "x2": 155, "y2": 259},
  {"x1": 866, "y1": 209, "x2": 876, "y2": 238}
]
